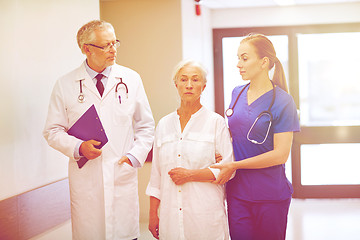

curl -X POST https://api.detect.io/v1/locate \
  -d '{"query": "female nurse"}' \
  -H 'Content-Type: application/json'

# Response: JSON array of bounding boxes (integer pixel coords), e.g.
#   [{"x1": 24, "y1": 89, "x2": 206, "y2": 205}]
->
[{"x1": 212, "y1": 33, "x2": 300, "y2": 240}]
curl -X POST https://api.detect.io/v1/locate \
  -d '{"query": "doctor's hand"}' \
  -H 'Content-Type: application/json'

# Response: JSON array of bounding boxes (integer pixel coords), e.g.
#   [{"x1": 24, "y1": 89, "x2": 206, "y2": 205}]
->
[
  {"x1": 211, "y1": 162, "x2": 236, "y2": 185},
  {"x1": 118, "y1": 155, "x2": 133, "y2": 167},
  {"x1": 79, "y1": 140, "x2": 102, "y2": 160}
]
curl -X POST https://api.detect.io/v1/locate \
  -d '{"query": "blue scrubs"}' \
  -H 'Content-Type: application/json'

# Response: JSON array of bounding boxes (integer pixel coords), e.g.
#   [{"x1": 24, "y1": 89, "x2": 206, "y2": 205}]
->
[{"x1": 226, "y1": 84, "x2": 300, "y2": 240}]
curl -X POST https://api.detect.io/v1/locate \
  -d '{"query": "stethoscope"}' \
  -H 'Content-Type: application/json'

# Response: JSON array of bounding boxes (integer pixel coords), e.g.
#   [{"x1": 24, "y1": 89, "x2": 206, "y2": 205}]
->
[
  {"x1": 225, "y1": 81, "x2": 276, "y2": 144},
  {"x1": 114, "y1": 77, "x2": 128, "y2": 104},
  {"x1": 78, "y1": 80, "x2": 85, "y2": 103},
  {"x1": 77, "y1": 77, "x2": 129, "y2": 104}
]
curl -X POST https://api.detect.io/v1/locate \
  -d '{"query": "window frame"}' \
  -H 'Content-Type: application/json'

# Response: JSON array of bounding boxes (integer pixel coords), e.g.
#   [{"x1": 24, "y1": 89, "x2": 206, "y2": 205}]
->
[{"x1": 213, "y1": 23, "x2": 360, "y2": 198}]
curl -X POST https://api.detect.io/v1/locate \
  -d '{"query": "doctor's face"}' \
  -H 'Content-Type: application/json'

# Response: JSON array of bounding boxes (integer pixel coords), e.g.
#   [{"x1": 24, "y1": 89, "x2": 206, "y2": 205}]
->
[
  {"x1": 175, "y1": 65, "x2": 206, "y2": 104},
  {"x1": 86, "y1": 28, "x2": 117, "y2": 73}
]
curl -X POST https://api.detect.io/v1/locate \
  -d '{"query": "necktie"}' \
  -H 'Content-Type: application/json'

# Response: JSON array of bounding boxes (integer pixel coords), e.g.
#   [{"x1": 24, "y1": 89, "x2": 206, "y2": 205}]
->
[{"x1": 95, "y1": 74, "x2": 104, "y2": 97}]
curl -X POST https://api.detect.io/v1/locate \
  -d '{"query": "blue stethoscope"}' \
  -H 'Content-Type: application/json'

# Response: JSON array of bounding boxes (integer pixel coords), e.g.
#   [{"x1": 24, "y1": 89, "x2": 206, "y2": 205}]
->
[
  {"x1": 225, "y1": 81, "x2": 276, "y2": 144},
  {"x1": 78, "y1": 77, "x2": 128, "y2": 103}
]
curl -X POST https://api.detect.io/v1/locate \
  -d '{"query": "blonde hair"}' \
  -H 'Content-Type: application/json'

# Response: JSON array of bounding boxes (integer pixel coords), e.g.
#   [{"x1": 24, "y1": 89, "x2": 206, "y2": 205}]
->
[
  {"x1": 77, "y1": 20, "x2": 115, "y2": 54},
  {"x1": 241, "y1": 33, "x2": 288, "y2": 93},
  {"x1": 172, "y1": 59, "x2": 207, "y2": 84}
]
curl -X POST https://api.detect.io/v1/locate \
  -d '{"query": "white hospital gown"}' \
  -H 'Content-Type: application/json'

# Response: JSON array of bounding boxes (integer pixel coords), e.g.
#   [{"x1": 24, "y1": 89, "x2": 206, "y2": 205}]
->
[{"x1": 146, "y1": 107, "x2": 234, "y2": 240}]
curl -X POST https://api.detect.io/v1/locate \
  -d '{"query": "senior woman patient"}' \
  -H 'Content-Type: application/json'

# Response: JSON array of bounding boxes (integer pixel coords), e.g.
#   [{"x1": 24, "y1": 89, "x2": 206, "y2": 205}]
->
[{"x1": 146, "y1": 60, "x2": 234, "y2": 240}]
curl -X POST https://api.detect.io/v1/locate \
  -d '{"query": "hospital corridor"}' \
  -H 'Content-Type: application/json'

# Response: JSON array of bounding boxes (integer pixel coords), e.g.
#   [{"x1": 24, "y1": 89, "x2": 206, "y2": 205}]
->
[{"x1": 1, "y1": 0, "x2": 360, "y2": 239}]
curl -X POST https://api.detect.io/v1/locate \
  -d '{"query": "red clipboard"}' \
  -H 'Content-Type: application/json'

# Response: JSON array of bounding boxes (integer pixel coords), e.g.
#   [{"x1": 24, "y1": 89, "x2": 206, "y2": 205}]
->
[{"x1": 67, "y1": 105, "x2": 108, "y2": 168}]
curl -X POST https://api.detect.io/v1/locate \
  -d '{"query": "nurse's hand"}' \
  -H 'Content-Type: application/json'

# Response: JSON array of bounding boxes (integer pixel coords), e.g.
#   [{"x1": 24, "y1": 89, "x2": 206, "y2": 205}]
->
[
  {"x1": 79, "y1": 140, "x2": 102, "y2": 160},
  {"x1": 168, "y1": 168, "x2": 191, "y2": 185},
  {"x1": 211, "y1": 162, "x2": 236, "y2": 185}
]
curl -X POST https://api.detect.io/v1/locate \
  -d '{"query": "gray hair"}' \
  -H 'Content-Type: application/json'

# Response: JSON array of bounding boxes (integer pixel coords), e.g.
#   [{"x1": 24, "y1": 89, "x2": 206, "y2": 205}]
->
[
  {"x1": 77, "y1": 20, "x2": 115, "y2": 54},
  {"x1": 172, "y1": 59, "x2": 207, "y2": 84}
]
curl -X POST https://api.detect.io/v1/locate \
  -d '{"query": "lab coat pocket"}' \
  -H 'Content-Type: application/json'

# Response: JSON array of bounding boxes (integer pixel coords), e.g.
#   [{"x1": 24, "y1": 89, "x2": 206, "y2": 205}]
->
[
  {"x1": 112, "y1": 101, "x2": 132, "y2": 126},
  {"x1": 114, "y1": 162, "x2": 136, "y2": 187}
]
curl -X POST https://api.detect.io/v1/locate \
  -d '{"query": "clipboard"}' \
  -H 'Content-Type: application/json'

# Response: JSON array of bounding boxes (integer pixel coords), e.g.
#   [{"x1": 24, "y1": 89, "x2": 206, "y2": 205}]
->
[{"x1": 67, "y1": 104, "x2": 108, "y2": 168}]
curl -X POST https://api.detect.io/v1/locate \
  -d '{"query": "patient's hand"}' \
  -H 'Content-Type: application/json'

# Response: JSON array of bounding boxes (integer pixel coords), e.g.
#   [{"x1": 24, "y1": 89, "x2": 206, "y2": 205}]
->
[{"x1": 215, "y1": 152, "x2": 223, "y2": 163}]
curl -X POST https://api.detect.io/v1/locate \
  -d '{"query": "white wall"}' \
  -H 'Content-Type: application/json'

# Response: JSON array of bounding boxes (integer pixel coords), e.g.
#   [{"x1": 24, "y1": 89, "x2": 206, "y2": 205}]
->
[
  {"x1": 101, "y1": 0, "x2": 182, "y2": 125},
  {"x1": 211, "y1": 2, "x2": 360, "y2": 28},
  {"x1": 181, "y1": 0, "x2": 215, "y2": 111},
  {"x1": 0, "y1": 0, "x2": 99, "y2": 200}
]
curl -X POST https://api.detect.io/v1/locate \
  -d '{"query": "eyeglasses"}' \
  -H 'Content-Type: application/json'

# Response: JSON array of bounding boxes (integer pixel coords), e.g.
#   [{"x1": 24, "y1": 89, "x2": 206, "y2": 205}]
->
[{"x1": 85, "y1": 40, "x2": 120, "y2": 51}]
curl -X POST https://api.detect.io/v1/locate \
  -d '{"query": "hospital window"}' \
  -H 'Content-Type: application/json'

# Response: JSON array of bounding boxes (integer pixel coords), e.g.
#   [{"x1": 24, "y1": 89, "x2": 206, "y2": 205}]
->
[
  {"x1": 213, "y1": 23, "x2": 360, "y2": 198},
  {"x1": 298, "y1": 32, "x2": 360, "y2": 127}
]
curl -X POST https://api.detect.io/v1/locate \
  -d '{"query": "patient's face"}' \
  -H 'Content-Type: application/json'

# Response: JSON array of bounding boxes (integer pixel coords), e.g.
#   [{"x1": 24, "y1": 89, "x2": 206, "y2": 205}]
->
[{"x1": 175, "y1": 65, "x2": 206, "y2": 104}]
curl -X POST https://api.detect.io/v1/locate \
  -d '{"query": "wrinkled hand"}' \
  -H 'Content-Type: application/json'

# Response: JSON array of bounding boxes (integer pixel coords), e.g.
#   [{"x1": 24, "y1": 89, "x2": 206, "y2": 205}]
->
[
  {"x1": 168, "y1": 167, "x2": 192, "y2": 185},
  {"x1": 211, "y1": 162, "x2": 236, "y2": 185},
  {"x1": 118, "y1": 155, "x2": 133, "y2": 166},
  {"x1": 79, "y1": 140, "x2": 102, "y2": 160},
  {"x1": 215, "y1": 152, "x2": 223, "y2": 163},
  {"x1": 148, "y1": 213, "x2": 160, "y2": 239}
]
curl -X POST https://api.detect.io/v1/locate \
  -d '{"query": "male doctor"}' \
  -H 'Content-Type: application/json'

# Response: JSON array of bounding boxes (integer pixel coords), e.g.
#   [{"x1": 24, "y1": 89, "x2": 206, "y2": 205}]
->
[{"x1": 43, "y1": 20, "x2": 155, "y2": 240}]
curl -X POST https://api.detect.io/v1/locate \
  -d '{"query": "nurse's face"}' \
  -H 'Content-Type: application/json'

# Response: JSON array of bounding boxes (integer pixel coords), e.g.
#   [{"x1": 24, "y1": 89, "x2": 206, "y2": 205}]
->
[
  {"x1": 236, "y1": 42, "x2": 264, "y2": 81},
  {"x1": 175, "y1": 65, "x2": 206, "y2": 104},
  {"x1": 85, "y1": 28, "x2": 117, "y2": 72}
]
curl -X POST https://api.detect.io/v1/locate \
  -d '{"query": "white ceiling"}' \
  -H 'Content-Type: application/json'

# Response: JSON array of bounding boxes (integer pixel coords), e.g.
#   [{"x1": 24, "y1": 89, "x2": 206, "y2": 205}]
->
[{"x1": 200, "y1": 0, "x2": 360, "y2": 9}]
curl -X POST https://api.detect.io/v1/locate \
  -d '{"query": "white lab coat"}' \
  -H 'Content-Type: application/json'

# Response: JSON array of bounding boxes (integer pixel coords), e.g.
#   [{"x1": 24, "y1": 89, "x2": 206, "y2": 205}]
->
[{"x1": 43, "y1": 62, "x2": 155, "y2": 240}]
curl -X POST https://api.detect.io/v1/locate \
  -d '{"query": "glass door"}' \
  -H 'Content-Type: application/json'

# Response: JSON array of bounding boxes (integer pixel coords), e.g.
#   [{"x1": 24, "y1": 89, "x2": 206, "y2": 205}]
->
[{"x1": 292, "y1": 31, "x2": 360, "y2": 197}]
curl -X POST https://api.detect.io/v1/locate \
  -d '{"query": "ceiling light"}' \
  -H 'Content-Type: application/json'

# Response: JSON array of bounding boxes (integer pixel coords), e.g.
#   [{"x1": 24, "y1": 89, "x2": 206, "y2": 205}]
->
[{"x1": 274, "y1": 0, "x2": 296, "y2": 6}]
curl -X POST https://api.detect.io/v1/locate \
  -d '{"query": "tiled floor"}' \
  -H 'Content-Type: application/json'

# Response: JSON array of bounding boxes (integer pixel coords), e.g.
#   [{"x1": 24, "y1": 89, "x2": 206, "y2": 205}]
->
[
  {"x1": 29, "y1": 221, "x2": 153, "y2": 240},
  {"x1": 31, "y1": 199, "x2": 360, "y2": 240},
  {"x1": 286, "y1": 198, "x2": 360, "y2": 240}
]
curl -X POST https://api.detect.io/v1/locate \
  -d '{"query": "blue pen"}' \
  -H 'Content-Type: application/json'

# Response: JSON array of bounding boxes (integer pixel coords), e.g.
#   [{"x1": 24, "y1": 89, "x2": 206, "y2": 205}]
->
[{"x1": 119, "y1": 95, "x2": 121, "y2": 104}]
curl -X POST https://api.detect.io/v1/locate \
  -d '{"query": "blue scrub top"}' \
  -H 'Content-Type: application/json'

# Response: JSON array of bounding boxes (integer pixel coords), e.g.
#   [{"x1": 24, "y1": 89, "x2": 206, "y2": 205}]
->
[{"x1": 226, "y1": 84, "x2": 300, "y2": 202}]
